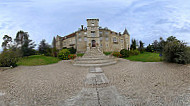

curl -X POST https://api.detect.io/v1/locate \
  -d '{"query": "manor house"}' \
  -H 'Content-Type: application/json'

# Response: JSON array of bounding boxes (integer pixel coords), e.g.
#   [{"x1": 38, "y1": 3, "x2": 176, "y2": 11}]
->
[{"x1": 55, "y1": 19, "x2": 130, "y2": 53}]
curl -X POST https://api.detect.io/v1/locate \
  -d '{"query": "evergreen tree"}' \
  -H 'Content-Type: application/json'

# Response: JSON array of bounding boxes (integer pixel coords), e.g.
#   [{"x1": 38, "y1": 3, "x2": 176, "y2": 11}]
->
[
  {"x1": 130, "y1": 39, "x2": 137, "y2": 50},
  {"x1": 38, "y1": 39, "x2": 51, "y2": 56},
  {"x1": 21, "y1": 38, "x2": 36, "y2": 56},
  {"x1": 52, "y1": 37, "x2": 57, "y2": 57},
  {"x1": 139, "y1": 40, "x2": 144, "y2": 53}
]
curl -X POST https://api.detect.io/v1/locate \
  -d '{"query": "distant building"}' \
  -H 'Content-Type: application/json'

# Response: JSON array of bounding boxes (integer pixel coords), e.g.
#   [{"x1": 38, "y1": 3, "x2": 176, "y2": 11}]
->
[{"x1": 55, "y1": 19, "x2": 130, "y2": 53}]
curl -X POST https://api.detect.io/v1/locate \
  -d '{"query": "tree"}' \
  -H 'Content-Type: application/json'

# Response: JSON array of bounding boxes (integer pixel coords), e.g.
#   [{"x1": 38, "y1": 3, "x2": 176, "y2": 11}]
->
[
  {"x1": 38, "y1": 39, "x2": 51, "y2": 56},
  {"x1": 158, "y1": 37, "x2": 166, "y2": 55},
  {"x1": 130, "y1": 39, "x2": 137, "y2": 50},
  {"x1": 52, "y1": 37, "x2": 57, "y2": 57},
  {"x1": 21, "y1": 38, "x2": 36, "y2": 56},
  {"x1": 152, "y1": 40, "x2": 159, "y2": 52},
  {"x1": 2, "y1": 35, "x2": 12, "y2": 50},
  {"x1": 14, "y1": 30, "x2": 36, "y2": 57},
  {"x1": 14, "y1": 30, "x2": 29, "y2": 47},
  {"x1": 146, "y1": 44, "x2": 154, "y2": 52},
  {"x1": 163, "y1": 36, "x2": 190, "y2": 64},
  {"x1": 139, "y1": 40, "x2": 144, "y2": 53}
]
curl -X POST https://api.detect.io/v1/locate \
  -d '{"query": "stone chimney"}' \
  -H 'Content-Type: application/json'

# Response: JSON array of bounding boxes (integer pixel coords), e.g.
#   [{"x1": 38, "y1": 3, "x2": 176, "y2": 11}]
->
[{"x1": 81, "y1": 25, "x2": 84, "y2": 30}]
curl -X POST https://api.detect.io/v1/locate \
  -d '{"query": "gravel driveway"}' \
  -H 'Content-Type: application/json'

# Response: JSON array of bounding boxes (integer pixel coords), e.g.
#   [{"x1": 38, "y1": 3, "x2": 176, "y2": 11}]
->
[
  {"x1": 0, "y1": 61, "x2": 88, "y2": 106},
  {"x1": 0, "y1": 59, "x2": 190, "y2": 106},
  {"x1": 102, "y1": 59, "x2": 190, "y2": 106}
]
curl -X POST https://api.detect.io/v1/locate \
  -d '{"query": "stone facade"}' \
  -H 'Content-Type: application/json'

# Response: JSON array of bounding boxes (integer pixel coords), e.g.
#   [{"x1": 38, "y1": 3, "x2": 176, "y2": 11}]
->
[{"x1": 55, "y1": 19, "x2": 130, "y2": 53}]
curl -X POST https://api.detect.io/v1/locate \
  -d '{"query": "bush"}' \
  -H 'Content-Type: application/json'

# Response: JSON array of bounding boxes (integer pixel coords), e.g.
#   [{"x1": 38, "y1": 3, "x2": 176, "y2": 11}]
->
[
  {"x1": 68, "y1": 54, "x2": 76, "y2": 59},
  {"x1": 58, "y1": 49, "x2": 71, "y2": 60},
  {"x1": 112, "y1": 52, "x2": 122, "y2": 58},
  {"x1": 130, "y1": 50, "x2": 140, "y2": 56},
  {"x1": 68, "y1": 47, "x2": 76, "y2": 54},
  {"x1": 0, "y1": 50, "x2": 19, "y2": 67},
  {"x1": 103, "y1": 52, "x2": 112, "y2": 56},
  {"x1": 120, "y1": 49, "x2": 130, "y2": 58},
  {"x1": 163, "y1": 38, "x2": 190, "y2": 64}
]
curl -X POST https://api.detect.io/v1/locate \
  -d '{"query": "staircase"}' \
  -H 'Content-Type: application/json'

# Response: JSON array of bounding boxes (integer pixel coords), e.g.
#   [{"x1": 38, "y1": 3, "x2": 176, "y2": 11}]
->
[{"x1": 73, "y1": 47, "x2": 117, "y2": 67}]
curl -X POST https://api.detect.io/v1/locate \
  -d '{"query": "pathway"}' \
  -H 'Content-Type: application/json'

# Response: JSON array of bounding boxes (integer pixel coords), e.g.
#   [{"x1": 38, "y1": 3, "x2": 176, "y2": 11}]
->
[{"x1": 60, "y1": 67, "x2": 128, "y2": 106}]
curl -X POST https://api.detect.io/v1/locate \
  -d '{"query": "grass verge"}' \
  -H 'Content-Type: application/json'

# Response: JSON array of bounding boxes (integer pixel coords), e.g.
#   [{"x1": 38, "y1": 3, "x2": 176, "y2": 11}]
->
[
  {"x1": 17, "y1": 55, "x2": 61, "y2": 66},
  {"x1": 125, "y1": 52, "x2": 162, "y2": 62}
]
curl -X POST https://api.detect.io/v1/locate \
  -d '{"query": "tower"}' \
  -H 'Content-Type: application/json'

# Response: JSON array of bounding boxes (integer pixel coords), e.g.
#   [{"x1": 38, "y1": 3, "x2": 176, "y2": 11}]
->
[
  {"x1": 86, "y1": 19, "x2": 100, "y2": 50},
  {"x1": 123, "y1": 28, "x2": 130, "y2": 50}
]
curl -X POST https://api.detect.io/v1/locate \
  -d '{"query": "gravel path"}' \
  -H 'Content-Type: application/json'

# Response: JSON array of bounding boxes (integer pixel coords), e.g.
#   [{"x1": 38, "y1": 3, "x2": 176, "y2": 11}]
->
[
  {"x1": 102, "y1": 59, "x2": 190, "y2": 106},
  {"x1": 0, "y1": 61, "x2": 88, "y2": 106}
]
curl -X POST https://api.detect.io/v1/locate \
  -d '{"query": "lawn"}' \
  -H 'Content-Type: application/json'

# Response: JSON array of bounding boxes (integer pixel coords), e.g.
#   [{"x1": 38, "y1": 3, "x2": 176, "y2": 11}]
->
[
  {"x1": 125, "y1": 52, "x2": 162, "y2": 62},
  {"x1": 17, "y1": 55, "x2": 61, "y2": 66},
  {"x1": 77, "y1": 53, "x2": 84, "y2": 57}
]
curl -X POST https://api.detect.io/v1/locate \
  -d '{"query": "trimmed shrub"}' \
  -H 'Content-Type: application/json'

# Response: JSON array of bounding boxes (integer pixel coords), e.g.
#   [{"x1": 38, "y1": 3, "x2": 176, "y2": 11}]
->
[
  {"x1": 68, "y1": 54, "x2": 76, "y2": 59},
  {"x1": 58, "y1": 49, "x2": 71, "y2": 60},
  {"x1": 120, "y1": 49, "x2": 130, "y2": 58},
  {"x1": 68, "y1": 47, "x2": 76, "y2": 54},
  {"x1": 0, "y1": 50, "x2": 19, "y2": 67},
  {"x1": 130, "y1": 50, "x2": 140, "y2": 56},
  {"x1": 112, "y1": 52, "x2": 122, "y2": 58},
  {"x1": 103, "y1": 52, "x2": 112, "y2": 56}
]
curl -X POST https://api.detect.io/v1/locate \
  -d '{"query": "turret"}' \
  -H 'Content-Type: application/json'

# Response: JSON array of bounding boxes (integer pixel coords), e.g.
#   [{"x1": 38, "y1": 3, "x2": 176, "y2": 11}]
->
[{"x1": 123, "y1": 28, "x2": 130, "y2": 50}]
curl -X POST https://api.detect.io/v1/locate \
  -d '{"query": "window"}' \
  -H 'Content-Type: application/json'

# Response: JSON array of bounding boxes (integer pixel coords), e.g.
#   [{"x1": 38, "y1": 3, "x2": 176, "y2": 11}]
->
[
  {"x1": 91, "y1": 31, "x2": 95, "y2": 37},
  {"x1": 113, "y1": 37, "x2": 117, "y2": 42},
  {"x1": 78, "y1": 38, "x2": 82, "y2": 41},
  {"x1": 78, "y1": 33, "x2": 81, "y2": 36},
  {"x1": 105, "y1": 32, "x2": 109, "y2": 35},
  {"x1": 120, "y1": 39, "x2": 123, "y2": 43},
  {"x1": 100, "y1": 43, "x2": 102, "y2": 47},
  {"x1": 84, "y1": 37, "x2": 87, "y2": 41},
  {"x1": 106, "y1": 44, "x2": 109, "y2": 47},
  {"x1": 99, "y1": 31, "x2": 103, "y2": 35},
  {"x1": 84, "y1": 32, "x2": 87, "y2": 35},
  {"x1": 100, "y1": 37, "x2": 103, "y2": 41},
  {"x1": 106, "y1": 37, "x2": 109, "y2": 41},
  {"x1": 91, "y1": 22, "x2": 95, "y2": 26}
]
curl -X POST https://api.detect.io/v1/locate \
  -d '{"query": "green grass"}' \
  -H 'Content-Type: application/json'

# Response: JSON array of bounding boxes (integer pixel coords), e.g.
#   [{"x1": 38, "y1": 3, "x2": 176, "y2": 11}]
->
[
  {"x1": 103, "y1": 52, "x2": 112, "y2": 56},
  {"x1": 17, "y1": 55, "x2": 61, "y2": 66},
  {"x1": 77, "y1": 53, "x2": 84, "y2": 57},
  {"x1": 125, "y1": 52, "x2": 162, "y2": 62}
]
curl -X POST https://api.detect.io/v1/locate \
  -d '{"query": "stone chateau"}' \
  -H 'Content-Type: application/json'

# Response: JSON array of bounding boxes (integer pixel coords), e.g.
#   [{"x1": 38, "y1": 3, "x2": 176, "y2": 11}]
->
[{"x1": 55, "y1": 19, "x2": 130, "y2": 53}]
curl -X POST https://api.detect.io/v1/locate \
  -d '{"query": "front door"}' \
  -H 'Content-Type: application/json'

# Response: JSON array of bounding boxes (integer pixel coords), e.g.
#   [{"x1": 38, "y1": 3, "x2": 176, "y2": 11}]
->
[{"x1": 92, "y1": 40, "x2": 96, "y2": 47}]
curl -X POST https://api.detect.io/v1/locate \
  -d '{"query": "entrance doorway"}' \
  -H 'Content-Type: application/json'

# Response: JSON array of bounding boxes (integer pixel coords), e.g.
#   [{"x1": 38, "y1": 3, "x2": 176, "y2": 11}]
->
[{"x1": 92, "y1": 40, "x2": 96, "y2": 47}]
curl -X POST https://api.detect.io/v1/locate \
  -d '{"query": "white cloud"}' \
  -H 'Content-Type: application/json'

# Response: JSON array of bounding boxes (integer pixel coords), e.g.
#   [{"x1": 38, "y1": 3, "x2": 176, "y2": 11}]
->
[{"x1": 0, "y1": 0, "x2": 190, "y2": 52}]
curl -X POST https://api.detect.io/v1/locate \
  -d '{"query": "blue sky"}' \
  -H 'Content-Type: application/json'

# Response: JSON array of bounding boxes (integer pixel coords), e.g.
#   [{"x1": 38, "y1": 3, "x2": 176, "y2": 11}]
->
[{"x1": 0, "y1": 0, "x2": 190, "y2": 51}]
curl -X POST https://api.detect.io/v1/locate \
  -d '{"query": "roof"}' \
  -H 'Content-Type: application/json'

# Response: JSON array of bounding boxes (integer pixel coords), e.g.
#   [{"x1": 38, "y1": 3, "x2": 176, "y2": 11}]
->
[
  {"x1": 65, "y1": 32, "x2": 76, "y2": 39},
  {"x1": 123, "y1": 28, "x2": 130, "y2": 35}
]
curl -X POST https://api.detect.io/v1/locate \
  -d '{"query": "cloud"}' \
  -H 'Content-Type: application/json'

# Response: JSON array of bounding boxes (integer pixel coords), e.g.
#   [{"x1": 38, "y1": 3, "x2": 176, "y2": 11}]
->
[{"x1": 0, "y1": 0, "x2": 190, "y2": 52}]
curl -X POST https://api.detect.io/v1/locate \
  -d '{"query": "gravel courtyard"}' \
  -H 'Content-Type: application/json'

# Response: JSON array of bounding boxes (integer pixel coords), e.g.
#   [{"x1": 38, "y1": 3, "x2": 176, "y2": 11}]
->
[
  {"x1": 102, "y1": 59, "x2": 190, "y2": 106},
  {"x1": 0, "y1": 59, "x2": 190, "y2": 105},
  {"x1": 0, "y1": 61, "x2": 88, "y2": 106}
]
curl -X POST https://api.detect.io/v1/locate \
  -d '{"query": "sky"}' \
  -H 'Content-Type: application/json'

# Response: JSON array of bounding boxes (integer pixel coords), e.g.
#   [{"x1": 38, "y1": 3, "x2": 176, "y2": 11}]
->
[{"x1": 0, "y1": 0, "x2": 190, "y2": 51}]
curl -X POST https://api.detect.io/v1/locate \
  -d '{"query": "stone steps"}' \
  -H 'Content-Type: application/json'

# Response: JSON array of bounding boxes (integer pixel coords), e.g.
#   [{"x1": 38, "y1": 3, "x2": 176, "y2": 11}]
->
[
  {"x1": 73, "y1": 61, "x2": 117, "y2": 67},
  {"x1": 75, "y1": 59, "x2": 114, "y2": 64},
  {"x1": 74, "y1": 48, "x2": 117, "y2": 67}
]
